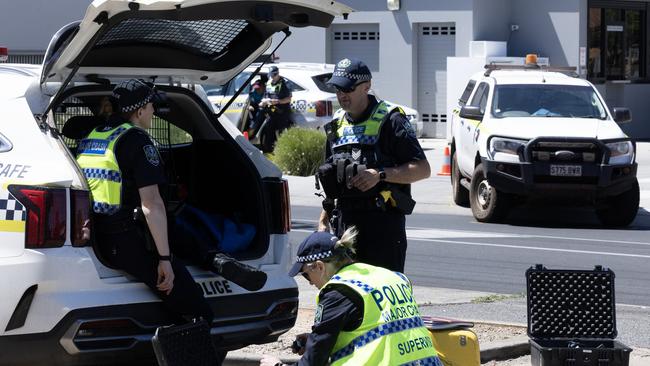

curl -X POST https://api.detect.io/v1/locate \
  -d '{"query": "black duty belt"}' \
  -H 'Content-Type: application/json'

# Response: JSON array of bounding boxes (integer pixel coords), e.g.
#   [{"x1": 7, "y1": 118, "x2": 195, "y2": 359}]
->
[{"x1": 337, "y1": 197, "x2": 383, "y2": 211}]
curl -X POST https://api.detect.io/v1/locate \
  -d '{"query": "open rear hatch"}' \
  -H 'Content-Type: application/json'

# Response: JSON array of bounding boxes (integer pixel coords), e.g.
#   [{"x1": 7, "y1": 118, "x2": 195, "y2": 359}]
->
[
  {"x1": 41, "y1": 0, "x2": 352, "y2": 268},
  {"x1": 40, "y1": 0, "x2": 351, "y2": 95}
]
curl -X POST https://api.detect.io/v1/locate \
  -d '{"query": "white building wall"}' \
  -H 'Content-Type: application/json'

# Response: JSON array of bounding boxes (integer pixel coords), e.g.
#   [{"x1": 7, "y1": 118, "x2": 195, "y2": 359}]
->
[
  {"x1": 0, "y1": 0, "x2": 89, "y2": 52},
  {"x1": 275, "y1": 1, "x2": 475, "y2": 112}
]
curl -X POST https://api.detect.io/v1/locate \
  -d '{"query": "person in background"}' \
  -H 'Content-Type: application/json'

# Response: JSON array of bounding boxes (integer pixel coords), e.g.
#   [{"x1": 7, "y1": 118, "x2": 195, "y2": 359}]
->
[
  {"x1": 259, "y1": 65, "x2": 292, "y2": 152},
  {"x1": 260, "y1": 228, "x2": 441, "y2": 366},
  {"x1": 247, "y1": 78, "x2": 266, "y2": 136}
]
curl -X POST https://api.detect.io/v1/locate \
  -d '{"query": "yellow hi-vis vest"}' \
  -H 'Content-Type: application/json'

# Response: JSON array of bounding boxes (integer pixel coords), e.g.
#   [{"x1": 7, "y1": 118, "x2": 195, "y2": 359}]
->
[
  {"x1": 318, "y1": 263, "x2": 442, "y2": 366},
  {"x1": 76, "y1": 123, "x2": 133, "y2": 215},
  {"x1": 331, "y1": 100, "x2": 404, "y2": 151}
]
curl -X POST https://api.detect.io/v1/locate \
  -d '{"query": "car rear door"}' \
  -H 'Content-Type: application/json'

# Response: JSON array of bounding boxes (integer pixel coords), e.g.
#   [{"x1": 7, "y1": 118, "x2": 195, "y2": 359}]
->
[{"x1": 38, "y1": 0, "x2": 353, "y2": 115}]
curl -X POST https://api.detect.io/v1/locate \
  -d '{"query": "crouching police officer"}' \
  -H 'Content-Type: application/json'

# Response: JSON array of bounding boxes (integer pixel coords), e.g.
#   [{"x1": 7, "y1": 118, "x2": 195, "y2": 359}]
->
[
  {"x1": 316, "y1": 58, "x2": 430, "y2": 273},
  {"x1": 260, "y1": 229, "x2": 442, "y2": 366}
]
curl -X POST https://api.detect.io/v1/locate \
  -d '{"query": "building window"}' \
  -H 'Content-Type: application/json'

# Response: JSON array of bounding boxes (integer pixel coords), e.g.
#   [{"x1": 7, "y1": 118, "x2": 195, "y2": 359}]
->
[{"x1": 588, "y1": 1, "x2": 646, "y2": 81}]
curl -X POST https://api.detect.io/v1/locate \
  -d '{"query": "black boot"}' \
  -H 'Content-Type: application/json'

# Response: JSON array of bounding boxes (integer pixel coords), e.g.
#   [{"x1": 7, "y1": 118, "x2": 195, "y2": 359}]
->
[{"x1": 211, "y1": 253, "x2": 267, "y2": 291}]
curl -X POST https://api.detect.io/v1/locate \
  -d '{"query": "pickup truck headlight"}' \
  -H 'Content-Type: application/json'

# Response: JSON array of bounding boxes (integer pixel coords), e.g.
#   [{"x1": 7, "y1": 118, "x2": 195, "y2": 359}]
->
[
  {"x1": 488, "y1": 137, "x2": 527, "y2": 162},
  {"x1": 606, "y1": 140, "x2": 634, "y2": 165}
]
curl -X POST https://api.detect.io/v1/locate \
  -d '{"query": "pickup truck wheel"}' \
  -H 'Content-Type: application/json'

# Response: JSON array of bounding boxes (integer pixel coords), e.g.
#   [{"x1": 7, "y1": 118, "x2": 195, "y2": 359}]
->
[
  {"x1": 596, "y1": 180, "x2": 639, "y2": 227},
  {"x1": 470, "y1": 163, "x2": 510, "y2": 222},
  {"x1": 451, "y1": 153, "x2": 469, "y2": 207}
]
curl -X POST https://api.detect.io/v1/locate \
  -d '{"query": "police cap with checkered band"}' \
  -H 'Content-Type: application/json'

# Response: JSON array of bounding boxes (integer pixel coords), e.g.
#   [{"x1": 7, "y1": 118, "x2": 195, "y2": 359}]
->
[
  {"x1": 327, "y1": 58, "x2": 372, "y2": 90},
  {"x1": 288, "y1": 231, "x2": 342, "y2": 276},
  {"x1": 112, "y1": 79, "x2": 156, "y2": 113}
]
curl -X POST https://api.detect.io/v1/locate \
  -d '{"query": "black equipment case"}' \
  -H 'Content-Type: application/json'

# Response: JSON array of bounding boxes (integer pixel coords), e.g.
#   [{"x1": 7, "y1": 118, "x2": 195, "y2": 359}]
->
[
  {"x1": 151, "y1": 320, "x2": 221, "y2": 366},
  {"x1": 526, "y1": 264, "x2": 632, "y2": 366}
]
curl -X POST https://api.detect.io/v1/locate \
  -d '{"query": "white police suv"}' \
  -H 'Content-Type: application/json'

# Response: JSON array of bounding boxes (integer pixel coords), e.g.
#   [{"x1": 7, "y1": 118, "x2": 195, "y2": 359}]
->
[
  {"x1": 449, "y1": 58, "x2": 639, "y2": 226},
  {"x1": 0, "y1": 0, "x2": 351, "y2": 365}
]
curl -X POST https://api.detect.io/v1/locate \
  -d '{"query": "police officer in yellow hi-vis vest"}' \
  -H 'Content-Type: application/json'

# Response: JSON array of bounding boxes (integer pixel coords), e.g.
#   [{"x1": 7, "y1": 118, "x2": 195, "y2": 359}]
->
[
  {"x1": 260, "y1": 228, "x2": 442, "y2": 366},
  {"x1": 76, "y1": 80, "x2": 265, "y2": 341},
  {"x1": 316, "y1": 58, "x2": 430, "y2": 273}
]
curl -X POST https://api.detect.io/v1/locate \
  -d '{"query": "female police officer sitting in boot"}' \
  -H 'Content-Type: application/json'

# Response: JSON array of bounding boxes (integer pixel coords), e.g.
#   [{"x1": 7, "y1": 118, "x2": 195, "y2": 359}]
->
[
  {"x1": 76, "y1": 80, "x2": 266, "y2": 330},
  {"x1": 260, "y1": 228, "x2": 442, "y2": 366}
]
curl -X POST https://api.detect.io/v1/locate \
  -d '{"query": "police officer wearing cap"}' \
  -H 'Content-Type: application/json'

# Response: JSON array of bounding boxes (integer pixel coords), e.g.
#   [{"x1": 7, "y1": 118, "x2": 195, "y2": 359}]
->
[
  {"x1": 259, "y1": 65, "x2": 292, "y2": 152},
  {"x1": 316, "y1": 58, "x2": 430, "y2": 273},
  {"x1": 76, "y1": 79, "x2": 219, "y2": 326},
  {"x1": 260, "y1": 228, "x2": 442, "y2": 366}
]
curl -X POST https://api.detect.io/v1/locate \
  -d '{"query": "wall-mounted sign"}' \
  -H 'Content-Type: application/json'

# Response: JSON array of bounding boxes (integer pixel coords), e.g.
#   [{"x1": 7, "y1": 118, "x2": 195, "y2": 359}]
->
[{"x1": 606, "y1": 25, "x2": 624, "y2": 32}]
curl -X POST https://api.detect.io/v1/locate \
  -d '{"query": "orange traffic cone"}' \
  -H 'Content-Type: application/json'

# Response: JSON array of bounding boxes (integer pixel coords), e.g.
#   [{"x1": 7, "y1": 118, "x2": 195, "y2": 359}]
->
[
  {"x1": 437, "y1": 146, "x2": 451, "y2": 176},
  {"x1": 243, "y1": 131, "x2": 249, "y2": 140}
]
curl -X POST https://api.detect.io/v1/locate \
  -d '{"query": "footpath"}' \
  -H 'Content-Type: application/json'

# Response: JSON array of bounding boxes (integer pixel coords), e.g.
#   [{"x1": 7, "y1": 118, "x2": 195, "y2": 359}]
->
[{"x1": 225, "y1": 138, "x2": 650, "y2": 365}]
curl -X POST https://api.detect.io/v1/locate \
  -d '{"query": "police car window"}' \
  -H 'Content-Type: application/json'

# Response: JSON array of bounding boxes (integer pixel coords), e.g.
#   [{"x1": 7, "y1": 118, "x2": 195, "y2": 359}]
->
[
  {"x1": 469, "y1": 82, "x2": 489, "y2": 114},
  {"x1": 284, "y1": 78, "x2": 305, "y2": 92},
  {"x1": 312, "y1": 73, "x2": 336, "y2": 93},
  {"x1": 148, "y1": 116, "x2": 193, "y2": 146},
  {"x1": 202, "y1": 84, "x2": 227, "y2": 97},
  {"x1": 459, "y1": 80, "x2": 477, "y2": 106},
  {"x1": 54, "y1": 97, "x2": 95, "y2": 149},
  {"x1": 226, "y1": 72, "x2": 252, "y2": 95}
]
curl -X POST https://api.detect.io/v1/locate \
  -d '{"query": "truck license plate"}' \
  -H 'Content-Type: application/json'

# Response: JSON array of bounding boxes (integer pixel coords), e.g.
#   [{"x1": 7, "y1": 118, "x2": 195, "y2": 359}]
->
[{"x1": 550, "y1": 165, "x2": 582, "y2": 177}]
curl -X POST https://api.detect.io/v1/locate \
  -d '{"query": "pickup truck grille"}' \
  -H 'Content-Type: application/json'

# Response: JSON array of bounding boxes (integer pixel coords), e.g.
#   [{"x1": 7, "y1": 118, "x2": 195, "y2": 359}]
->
[{"x1": 529, "y1": 141, "x2": 603, "y2": 163}]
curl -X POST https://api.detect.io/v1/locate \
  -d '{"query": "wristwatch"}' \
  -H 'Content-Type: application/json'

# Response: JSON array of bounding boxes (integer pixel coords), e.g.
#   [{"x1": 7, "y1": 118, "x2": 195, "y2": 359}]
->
[
  {"x1": 378, "y1": 168, "x2": 387, "y2": 181},
  {"x1": 158, "y1": 254, "x2": 172, "y2": 261}
]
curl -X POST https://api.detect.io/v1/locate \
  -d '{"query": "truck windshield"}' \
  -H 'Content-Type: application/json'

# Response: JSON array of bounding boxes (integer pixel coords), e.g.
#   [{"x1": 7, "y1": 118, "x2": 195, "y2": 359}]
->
[{"x1": 492, "y1": 84, "x2": 608, "y2": 119}]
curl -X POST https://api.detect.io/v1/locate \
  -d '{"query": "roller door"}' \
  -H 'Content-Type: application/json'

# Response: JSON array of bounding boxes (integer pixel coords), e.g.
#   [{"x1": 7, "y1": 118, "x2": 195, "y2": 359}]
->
[{"x1": 418, "y1": 23, "x2": 455, "y2": 138}]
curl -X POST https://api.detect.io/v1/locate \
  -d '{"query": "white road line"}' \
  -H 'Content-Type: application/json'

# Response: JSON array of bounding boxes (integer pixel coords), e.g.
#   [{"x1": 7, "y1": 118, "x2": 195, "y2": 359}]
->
[
  {"x1": 292, "y1": 219, "x2": 650, "y2": 247},
  {"x1": 292, "y1": 228, "x2": 650, "y2": 258}
]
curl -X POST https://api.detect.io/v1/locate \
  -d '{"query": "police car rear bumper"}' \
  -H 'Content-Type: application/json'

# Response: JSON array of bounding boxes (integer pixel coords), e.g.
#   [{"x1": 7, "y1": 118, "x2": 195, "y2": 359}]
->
[
  {"x1": 0, "y1": 288, "x2": 297, "y2": 366},
  {"x1": 482, "y1": 158, "x2": 638, "y2": 199}
]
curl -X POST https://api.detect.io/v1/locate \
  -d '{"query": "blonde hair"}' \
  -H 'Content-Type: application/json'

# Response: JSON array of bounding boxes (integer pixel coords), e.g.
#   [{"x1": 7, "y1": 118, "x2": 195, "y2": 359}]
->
[{"x1": 325, "y1": 226, "x2": 358, "y2": 270}]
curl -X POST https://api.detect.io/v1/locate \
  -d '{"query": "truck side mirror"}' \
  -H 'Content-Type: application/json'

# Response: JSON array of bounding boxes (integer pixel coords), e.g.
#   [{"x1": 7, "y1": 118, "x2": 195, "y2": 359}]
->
[
  {"x1": 612, "y1": 107, "x2": 631, "y2": 124},
  {"x1": 459, "y1": 106, "x2": 484, "y2": 120}
]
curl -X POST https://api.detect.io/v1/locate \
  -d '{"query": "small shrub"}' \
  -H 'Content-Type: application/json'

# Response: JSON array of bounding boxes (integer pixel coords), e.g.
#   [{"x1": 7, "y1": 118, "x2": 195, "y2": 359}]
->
[{"x1": 271, "y1": 128, "x2": 326, "y2": 176}]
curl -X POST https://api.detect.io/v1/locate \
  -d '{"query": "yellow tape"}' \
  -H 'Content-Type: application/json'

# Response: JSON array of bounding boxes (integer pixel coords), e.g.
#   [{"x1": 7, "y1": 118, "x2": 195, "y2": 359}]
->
[{"x1": 0, "y1": 220, "x2": 25, "y2": 232}]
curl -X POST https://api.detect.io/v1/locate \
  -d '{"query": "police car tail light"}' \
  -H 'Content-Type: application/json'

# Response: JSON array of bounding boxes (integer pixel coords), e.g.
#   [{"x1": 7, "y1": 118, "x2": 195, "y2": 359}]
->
[
  {"x1": 11, "y1": 187, "x2": 67, "y2": 248},
  {"x1": 315, "y1": 100, "x2": 333, "y2": 117},
  {"x1": 0, "y1": 47, "x2": 8, "y2": 62},
  {"x1": 264, "y1": 178, "x2": 291, "y2": 234},
  {"x1": 71, "y1": 190, "x2": 91, "y2": 247},
  {"x1": 280, "y1": 179, "x2": 291, "y2": 233}
]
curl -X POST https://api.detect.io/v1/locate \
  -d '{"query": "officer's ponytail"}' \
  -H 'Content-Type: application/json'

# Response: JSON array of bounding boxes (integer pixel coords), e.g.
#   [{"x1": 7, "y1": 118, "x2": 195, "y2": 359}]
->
[{"x1": 327, "y1": 226, "x2": 358, "y2": 269}]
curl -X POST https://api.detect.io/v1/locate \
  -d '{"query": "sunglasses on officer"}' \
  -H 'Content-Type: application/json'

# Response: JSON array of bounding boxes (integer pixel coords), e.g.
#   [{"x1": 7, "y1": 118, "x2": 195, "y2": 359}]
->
[
  {"x1": 299, "y1": 262, "x2": 321, "y2": 281},
  {"x1": 332, "y1": 81, "x2": 368, "y2": 94}
]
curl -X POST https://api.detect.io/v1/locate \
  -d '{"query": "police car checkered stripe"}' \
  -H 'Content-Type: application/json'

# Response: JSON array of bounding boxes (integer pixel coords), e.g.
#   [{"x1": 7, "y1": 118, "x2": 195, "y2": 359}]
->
[
  {"x1": 0, "y1": 192, "x2": 26, "y2": 221},
  {"x1": 329, "y1": 316, "x2": 426, "y2": 363},
  {"x1": 82, "y1": 168, "x2": 122, "y2": 183},
  {"x1": 330, "y1": 275, "x2": 374, "y2": 293},
  {"x1": 400, "y1": 356, "x2": 444, "y2": 366},
  {"x1": 297, "y1": 250, "x2": 333, "y2": 263},
  {"x1": 93, "y1": 202, "x2": 120, "y2": 215},
  {"x1": 332, "y1": 71, "x2": 372, "y2": 81}
]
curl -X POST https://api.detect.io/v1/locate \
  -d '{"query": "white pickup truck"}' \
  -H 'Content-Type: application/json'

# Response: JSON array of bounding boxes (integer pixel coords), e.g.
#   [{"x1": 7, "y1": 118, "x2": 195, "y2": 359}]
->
[{"x1": 449, "y1": 62, "x2": 639, "y2": 226}]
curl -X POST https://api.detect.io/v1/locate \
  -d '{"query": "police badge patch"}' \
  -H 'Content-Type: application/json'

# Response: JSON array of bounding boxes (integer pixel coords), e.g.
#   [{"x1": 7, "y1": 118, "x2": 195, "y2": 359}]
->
[
  {"x1": 314, "y1": 303, "x2": 324, "y2": 324},
  {"x1": 337, "y1": 58, "x2": 352, "y2": 68},
  {"x1": 143, "y1": 145, "x2": 160, "y2": 166}
]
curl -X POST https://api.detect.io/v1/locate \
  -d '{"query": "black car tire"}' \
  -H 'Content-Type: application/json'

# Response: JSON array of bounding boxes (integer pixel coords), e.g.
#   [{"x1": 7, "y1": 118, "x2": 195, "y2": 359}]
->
[
  {"x1": 596, "y1": 179, "x2": 640, "y2": 227},
  {"x1": 469, "y1": 163, "x2": 510, "y2": 222},
  {"x1": 451, "y1": 152, "x2": 470, "y2": 207}
]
